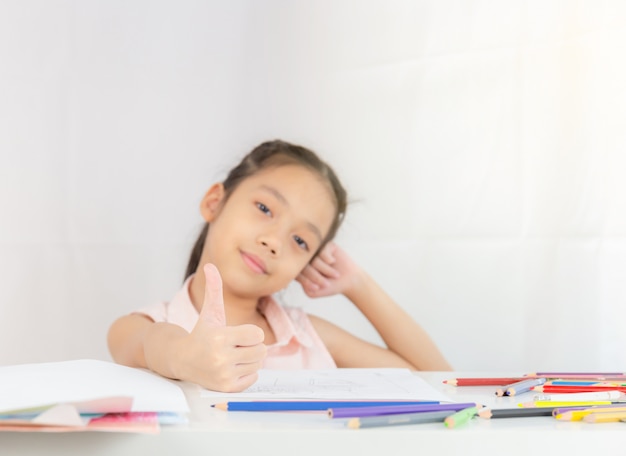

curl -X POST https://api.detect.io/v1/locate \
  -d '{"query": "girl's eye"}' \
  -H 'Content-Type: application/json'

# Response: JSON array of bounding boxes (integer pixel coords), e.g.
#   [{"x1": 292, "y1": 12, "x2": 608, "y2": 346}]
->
[
  {"x1": 293, "y1": 235, "x2": 309, "y2": 251},
  {"x1": 256, "y1": 202, "x2": 271, "y2": 216}
]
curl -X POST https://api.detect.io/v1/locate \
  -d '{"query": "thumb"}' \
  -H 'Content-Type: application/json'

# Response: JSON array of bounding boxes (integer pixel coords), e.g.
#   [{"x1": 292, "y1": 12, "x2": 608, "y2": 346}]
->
[{"x1": 198, "y1": 263, "x2": 226, "y2": 327}]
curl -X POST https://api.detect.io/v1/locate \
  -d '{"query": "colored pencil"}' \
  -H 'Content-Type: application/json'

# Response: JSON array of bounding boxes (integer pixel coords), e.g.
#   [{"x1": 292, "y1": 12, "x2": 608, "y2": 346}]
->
[
  {"x1": 533, "y1": 385, "x2": 626, "y2": 394},
  {"x1": 583, "y1": 411, "x2": 626, "y2": 423},
  {"x1": 444, "y1": 406, "x2": 478, "y2": 428},
  {"x1": 555, "y1": 405, "x2": 626, "y2": 421},
  {"x1": 533, "y1": 391, "x2": 624, "y2": 402},
  {"x1": 347, "y1": 410, "x2": 453, "y2": 429},
  {"x1": 478, "y1": 407, "x2": 556, "y2": 419},
  {"x1": 505, "y1": 377, "x2": 546, "y2": 396},
  {"x1": 443, "y1": 377, "x2": 526, "y2": 386},
  {"x1": 526, "y1": 372, "x2": 626, "y2": 380},
  {"x1": 519, "y1": 400, "x2": 613, "y2": 408},
  {"x1": 328, "y1": 402, "x2": 479, "y2": 419},
  {"x1": 545, "y1": 381, "x2": 626, "y2": 386},
  {"x1": 212, "y1": 400, "x2": 439, "y2": 412},
  {"x1": 494, "y1": 386, "x2": 508, "y2": 397},
  {"x1": 551, "y1": 405, "x2": 594, "y2": 416},
  {"x1": 528, "y1": 372, "x2": 626, "y2": 377}
]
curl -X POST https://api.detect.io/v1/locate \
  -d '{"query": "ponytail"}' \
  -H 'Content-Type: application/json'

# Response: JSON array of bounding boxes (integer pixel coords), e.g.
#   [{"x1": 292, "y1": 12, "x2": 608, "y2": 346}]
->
[{"x1": 184, "y1": 223, "x2": 209, "y2": 280}]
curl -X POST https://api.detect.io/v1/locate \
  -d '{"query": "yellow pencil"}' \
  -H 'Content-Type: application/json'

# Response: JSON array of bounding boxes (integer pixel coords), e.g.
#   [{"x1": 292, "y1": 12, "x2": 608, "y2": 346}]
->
[
  {"x1": 583, "y1": 411, "x2": 626, "y2": 423},
  {"x1": 555, "y1": 406, "x2": 626, "y2": 421}
]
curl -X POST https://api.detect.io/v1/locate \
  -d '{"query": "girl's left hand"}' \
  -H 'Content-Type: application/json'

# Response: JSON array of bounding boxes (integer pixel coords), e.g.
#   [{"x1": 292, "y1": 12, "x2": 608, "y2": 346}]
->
[{"x1": 296, "y1": 242, "x2": 361, "y2": 298}]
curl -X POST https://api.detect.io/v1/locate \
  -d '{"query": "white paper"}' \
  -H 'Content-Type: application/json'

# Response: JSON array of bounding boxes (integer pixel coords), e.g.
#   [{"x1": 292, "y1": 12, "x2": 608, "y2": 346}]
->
[
  {"x1": 31, "y1": 404, "x2": 87, "y2": 427},
  {"x1": 200, "y1": 368, "x2": 453, "y2": 402},
  {"x1": 0, "y1": 359, "x2": 189, "y2": 414}
]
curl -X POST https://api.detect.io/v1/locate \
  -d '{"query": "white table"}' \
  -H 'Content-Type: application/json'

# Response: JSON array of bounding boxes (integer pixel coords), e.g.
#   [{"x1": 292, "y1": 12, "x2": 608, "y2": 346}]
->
[{"x1": 3, "y1": 372, "x2": 624, "y2": 455}]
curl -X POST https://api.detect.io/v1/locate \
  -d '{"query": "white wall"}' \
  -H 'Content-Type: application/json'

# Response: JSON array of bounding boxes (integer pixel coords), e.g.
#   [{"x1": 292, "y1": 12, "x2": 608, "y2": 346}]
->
[{"x1": 1, "y1": 0, "x2": 625, "y2": 372}]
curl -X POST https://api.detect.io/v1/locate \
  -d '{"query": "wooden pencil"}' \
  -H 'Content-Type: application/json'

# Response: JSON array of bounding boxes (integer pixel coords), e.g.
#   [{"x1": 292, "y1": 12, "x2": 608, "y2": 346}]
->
[
  {"x1": 478, "y1": 407, "x2": 555, "y2": 419},
  {"x1": 583, "y1": 411, "x2": 626, "y2": 423},
  {"x1": 505, "y1": 377, "x2": 546, "y2": 396},
  {"x1": 443, "y1": 377, "x2": 526, "y2": 386},
  {"x1": 556, "y1": 407, "x2": 626, "y2": 421},
  {"x1": 533, "y1": 391, "x2": 625, "y2": 402},
  {"x1": 519, "y1": 400, "x2": 613, "y2": 408},
  {"x1": 544, "y1": 380, "x2": 626, "y2": 386},
  {"x1": 347, "y1": 410, "x2": 453, "y2": 429},
  {"x1": 527, "y1": 372, "x2": 626, "y2": 378},
  {"x1": 533, "y1": 385, "x2": 626, "y2": 394},
  {"x1": 212, "y1": 400, "x2": 439, "y2": 412},
  {"x1": 444, "y1": 406, "x2": 478, "y2": 428}
]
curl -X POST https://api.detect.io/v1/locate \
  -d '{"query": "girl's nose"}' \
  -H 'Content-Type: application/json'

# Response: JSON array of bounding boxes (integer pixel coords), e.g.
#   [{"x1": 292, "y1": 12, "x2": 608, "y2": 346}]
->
[{"x1": 259, "y1": 237, "x2": 280, "y2": 256}]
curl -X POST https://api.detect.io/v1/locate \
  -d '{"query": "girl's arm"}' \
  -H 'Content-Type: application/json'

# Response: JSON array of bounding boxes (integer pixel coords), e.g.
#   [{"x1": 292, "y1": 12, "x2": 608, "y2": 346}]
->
[
  {"x1": 297, "y1": 243, "x2": 452, "y2": 371},
  {"x1": 107, "y1": 264, "x2": 267, "y2": 392}
]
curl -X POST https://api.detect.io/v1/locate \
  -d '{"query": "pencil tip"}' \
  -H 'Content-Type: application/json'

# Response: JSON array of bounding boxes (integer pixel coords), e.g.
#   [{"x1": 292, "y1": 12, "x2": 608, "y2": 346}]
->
[{"x1": 347, "y1": 419, "x2": 360, "y2": 429}]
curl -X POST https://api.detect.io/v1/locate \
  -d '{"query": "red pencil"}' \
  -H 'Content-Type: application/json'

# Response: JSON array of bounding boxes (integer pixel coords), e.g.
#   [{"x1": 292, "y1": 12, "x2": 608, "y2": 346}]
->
[
  {"x1": 533, "y1": 385, "x2": 626, "y2": 394},
  {"x1": 443, "y1": 377, "x2": 526, "y2": 386}
]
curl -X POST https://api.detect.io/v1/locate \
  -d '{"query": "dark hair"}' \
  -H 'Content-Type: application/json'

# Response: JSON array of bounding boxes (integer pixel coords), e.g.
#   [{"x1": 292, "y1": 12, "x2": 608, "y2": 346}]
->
[{"x1": 184, "y1": 139, "x2": 348, "y2": 280}]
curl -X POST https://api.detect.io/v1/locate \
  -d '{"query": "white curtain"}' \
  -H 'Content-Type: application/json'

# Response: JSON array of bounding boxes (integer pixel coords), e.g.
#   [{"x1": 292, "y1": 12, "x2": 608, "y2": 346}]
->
[{"x1": 1, "y1": 0, "x2": 625, "y2": 371}]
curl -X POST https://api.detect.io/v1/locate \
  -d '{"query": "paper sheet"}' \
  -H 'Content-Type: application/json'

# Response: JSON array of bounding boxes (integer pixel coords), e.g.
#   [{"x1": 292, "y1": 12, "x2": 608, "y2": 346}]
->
[
  {"x1": 200, "y1": 368, "x2": 453, "y2": 402},
  {"x1": 0, "y1": 359, "x2": 189, "y2": 414}
]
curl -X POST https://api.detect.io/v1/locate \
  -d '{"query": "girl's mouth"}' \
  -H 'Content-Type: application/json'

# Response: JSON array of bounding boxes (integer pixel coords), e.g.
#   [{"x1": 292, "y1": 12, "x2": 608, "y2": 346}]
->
[{"x1": 241, "y1": 251, "x2": 267, "y2": 274}]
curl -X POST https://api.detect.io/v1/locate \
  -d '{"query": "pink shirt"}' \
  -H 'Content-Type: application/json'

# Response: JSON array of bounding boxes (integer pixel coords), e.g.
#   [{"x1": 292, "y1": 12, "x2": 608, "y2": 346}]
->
[{"x1": 134, "y1": 276, "x2": 337, "y2": 369}]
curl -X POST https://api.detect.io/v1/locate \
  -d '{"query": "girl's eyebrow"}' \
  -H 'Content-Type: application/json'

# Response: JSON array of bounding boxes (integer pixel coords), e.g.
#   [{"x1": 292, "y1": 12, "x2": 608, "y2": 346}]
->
[{"x1": 258, "y1": 184, "x2": 323, "y2": 242}]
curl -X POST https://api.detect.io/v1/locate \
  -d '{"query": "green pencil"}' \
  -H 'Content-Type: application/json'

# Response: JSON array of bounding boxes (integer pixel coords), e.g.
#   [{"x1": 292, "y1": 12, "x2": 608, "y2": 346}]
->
[{"x1": 444, "y1": 406, "x2": 478, "y2": 428}]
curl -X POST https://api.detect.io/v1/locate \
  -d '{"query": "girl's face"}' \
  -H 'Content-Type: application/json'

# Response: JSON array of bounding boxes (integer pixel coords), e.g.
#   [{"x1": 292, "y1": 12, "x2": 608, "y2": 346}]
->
[{"x1": 201, "y1": 164, "x2": 336, "y2": 299}]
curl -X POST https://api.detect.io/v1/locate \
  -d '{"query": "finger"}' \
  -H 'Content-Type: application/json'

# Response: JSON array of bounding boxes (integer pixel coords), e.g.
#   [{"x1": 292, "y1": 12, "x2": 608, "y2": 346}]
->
[
  {"x1": 232, "y1": 343, "x2": 267, "y2": 365},
  {"x1": 229, "y1": 371, "x2": 260, "y2": 393},
  {"x1": 296, "y1": 269, "x2": 318, "y2": 288},
  {"x1": 296, "y1": 273, "x2": 321, "y2": 295},
  {"x1": 198, "y1": 263, "x2": 226, "y2": 327},
  {"x1": 309, "y1": 256, "x2": 339, "y2": 278},
  {"x1": 301, "y1": 262, "x2": 332, "y2": 287},
  {"x1": 227, "y1": 324, "x2": 266, "y2": 347},
  {"x1": 316, "y1": 242, "x2": 336, "y2": 264},
  {"x1": 210, "y1": 357, "x2": 264, "y2": 393},
  {"x1": 295, "y1": 273, "x2": 319, "y2": 294}
]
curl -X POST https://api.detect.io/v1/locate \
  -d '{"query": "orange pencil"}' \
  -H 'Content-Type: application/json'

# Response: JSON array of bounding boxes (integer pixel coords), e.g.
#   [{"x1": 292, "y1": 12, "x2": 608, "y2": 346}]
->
[{"x1": 443, "y1": 377, "x2": 526, "y2": 386}]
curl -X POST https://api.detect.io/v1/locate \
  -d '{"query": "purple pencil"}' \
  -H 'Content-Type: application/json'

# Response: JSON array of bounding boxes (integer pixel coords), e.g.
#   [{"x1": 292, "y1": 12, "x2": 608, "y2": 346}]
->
[{"x1": 328, "y1": 402, "x2": 479, "y2": 419}]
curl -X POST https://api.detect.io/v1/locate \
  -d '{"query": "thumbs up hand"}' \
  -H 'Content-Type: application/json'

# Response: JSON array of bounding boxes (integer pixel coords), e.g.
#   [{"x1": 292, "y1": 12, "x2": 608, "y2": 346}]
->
[{"x1": 178, "y1": 263, "x2": 267, "y2": 392}]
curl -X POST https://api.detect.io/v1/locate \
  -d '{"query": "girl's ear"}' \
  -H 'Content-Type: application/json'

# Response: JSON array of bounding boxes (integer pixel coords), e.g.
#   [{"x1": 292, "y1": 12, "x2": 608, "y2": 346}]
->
[{"x1": 199, "y1": 183, "x2": 225, "y2": 222}]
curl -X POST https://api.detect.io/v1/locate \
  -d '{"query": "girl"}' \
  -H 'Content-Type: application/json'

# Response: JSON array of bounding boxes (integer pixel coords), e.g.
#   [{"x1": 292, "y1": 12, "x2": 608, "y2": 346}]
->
[{"x1": 107, "y1": 140, "x2": 451, "y2": 393}]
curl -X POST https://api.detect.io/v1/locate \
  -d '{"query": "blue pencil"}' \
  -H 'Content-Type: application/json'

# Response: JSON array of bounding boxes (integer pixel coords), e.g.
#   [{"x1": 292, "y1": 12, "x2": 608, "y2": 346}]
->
[
  {"x1": 213, "y1": 400, "x2": 440, "y2": 412},
  {"x1": 505, "y1": 377, "x2": 547, "y2": 396},
  {"x1": 549, "y1": 381, "x2": 626, "y2": 386}
]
